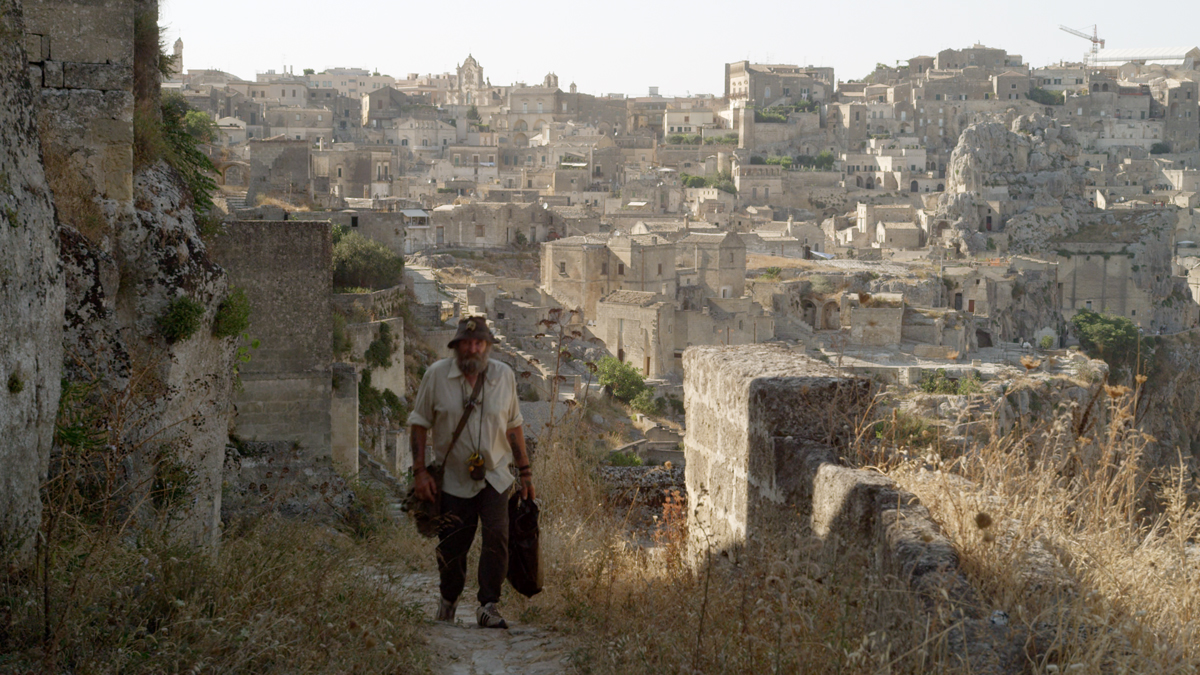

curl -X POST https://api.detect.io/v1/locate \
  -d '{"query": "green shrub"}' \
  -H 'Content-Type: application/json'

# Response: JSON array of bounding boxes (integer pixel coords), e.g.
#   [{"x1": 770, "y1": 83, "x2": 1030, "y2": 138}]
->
[
  {"x1": 608, "y1": 450, "x2": 643, "y2": 467},
  {"x1": 357, "y1": 369, "x2": 407, "y2": 426},
  {"x1": 918, "y1": 368, "x2": 958, "y2": 395},
  {"x1": 596, "y1": 356, "x2": 648, "y2": 403},
  {"x1": 631, "y1": 389, "x2": 665, "y2": 417},
  {"x1": 159, "y1": 92, "x2": 218, "y2": 217},
  {"x1": 1039, "y1": 335, "x2": 1055, "y2": 350},
  {"x1": 364, "y1": 322, "x2": 395, "y2": 369},
  {"x1": 157, "y1": 296, "x2": 205, "y2": 343},
  {"x1": 759, "y1": 266, "x2": 782, "y2": 281},
  {"x1": 333, "y1": 227, "x2": 404, "y2": 290},
  {"x1": 212, "y1": 287, "x2": 251, "y2": 338},
  {"x1": 1027, "y1": 87, "x2": 1064, "y2": 106},
  {"x1": 1070, "y1": 309, "x2": 1151, "y2": 379},
  {"x1": 7, "y1": 373, "x2": 23, "y2": 394}
]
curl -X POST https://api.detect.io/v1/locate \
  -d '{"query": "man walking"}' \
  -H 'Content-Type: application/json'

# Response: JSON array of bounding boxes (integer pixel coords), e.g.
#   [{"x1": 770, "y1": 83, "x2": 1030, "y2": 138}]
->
[{"x1": 409, "y1": 316, "x2": 534, "y2": 629}]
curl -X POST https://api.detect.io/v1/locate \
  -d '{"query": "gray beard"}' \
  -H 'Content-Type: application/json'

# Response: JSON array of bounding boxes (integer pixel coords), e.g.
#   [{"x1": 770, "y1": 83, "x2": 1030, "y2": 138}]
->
[{"x1": 457, "y1": 352, "x2": 487, "y2": 376}]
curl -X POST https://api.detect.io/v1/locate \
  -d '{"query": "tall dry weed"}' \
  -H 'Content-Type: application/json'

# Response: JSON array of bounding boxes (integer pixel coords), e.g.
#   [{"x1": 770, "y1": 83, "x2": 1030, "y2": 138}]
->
[
  {"x1": 523, "y1": 400, "x2": 959, "y2": 674},
  {"x1": 882, "y1": 384, "x2": 1200, "y2": 671}
]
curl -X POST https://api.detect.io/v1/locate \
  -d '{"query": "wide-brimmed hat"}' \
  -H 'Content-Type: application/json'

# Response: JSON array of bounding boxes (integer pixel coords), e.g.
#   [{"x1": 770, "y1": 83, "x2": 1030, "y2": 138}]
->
[{"x1": 447, "y1": 316, "x2": 499, "y2": 348}]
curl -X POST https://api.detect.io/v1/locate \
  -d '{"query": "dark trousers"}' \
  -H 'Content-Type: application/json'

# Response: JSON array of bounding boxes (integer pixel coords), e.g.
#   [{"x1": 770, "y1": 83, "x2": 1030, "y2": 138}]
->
[{"x1": 437, "y1": 484, "x2": 509, "y2": 606}]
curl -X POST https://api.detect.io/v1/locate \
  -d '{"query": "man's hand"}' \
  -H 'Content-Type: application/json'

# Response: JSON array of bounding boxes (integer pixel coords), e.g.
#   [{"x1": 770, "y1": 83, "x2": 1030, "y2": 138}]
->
[
  {"x1": 519, "y1": 475, "x2": 535, "y2": 501},
  {"x1": 414, "y1": 469, "x2": 438, "y2": 502}
]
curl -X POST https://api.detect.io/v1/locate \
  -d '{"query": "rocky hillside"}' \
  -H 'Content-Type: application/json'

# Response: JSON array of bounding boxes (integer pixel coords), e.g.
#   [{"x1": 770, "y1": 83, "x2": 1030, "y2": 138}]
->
[
  {"x1": 936, "y1": 113, "x2": 1090, "y2": 254},
  {"x1": 0, "y1": 0, "x2": 64, "y2": 560},
  {"x1": 61, "y1": 162, "x2": 236, "y2": 548}
]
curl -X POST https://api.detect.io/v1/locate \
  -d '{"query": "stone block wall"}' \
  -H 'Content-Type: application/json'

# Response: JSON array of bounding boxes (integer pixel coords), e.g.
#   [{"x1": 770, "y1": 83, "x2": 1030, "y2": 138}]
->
[
  {"x1": 330, "y1": 363, "x2": 358, "y2": 475},
  {"x1": 210, "y1": 221, "x2": 333, "y2": 454},
  {"x1": 246, "y1": 139, "x2": 312, "y2": 205},
  {"x1": 346, "y1": 318, "x2": 405, "y2": 397},
  {"x1": 682, "y1": 344, "x2": 870, "y2": 559},
  {"x1": 24, "y1": 0, "x2": 136, "y2": 220},
  {"x1": 332, "y1": 285, "x2": 407, "y2": 322}
]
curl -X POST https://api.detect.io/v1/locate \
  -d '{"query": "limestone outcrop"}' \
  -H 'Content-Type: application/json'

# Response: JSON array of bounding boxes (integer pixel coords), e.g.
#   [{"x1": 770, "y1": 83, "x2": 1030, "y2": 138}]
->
[
  {"x1": 60, "y1": 163, "x2": 236, "y2": 548},
  {"x1": 0, "y1": 0, "x2": 64, "y2": 560},
  {"x1": 937, "y1": 114, "x2": 1089, "y2": 254}
]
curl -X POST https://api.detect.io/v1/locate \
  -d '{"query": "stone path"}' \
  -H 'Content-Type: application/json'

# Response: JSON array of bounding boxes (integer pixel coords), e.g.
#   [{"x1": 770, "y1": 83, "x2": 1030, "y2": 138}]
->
[{"x1": 395, "y1": 573, "x2": 573, "y2": 675}]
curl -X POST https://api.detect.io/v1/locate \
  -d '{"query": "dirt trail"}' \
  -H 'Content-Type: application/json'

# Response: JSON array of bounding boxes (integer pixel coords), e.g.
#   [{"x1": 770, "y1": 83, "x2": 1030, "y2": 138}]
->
[{"x1": 397, "y1": 573, "x2": 573, "y2": 675}]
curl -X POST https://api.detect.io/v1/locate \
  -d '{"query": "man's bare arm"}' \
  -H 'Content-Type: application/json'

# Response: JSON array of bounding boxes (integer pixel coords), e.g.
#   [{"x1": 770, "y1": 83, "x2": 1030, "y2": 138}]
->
[
  {"x1": 508, "y1": 425, "x2": 535, "y2": 500},
  {"x1": 411, "y1": 424, "x2": 437, "y2": 501}
]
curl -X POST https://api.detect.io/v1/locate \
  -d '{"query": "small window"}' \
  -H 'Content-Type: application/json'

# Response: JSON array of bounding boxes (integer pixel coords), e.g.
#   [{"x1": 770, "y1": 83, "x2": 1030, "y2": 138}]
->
[
  {"x1": 558, "y1": 261, "x2": 566, "y2": 274},
  {"x1": 618, "y1": 263, "x2": 625, "y2": 275},
  {"x1": 657, "y1": 263, "x2": 663, "y2": 276},
  {"x1": 350, "y1": 216, "x2": 359, "y2": 228},
  {"x1": 602, "y1": 262, "x2": 609, "y2": 275}
]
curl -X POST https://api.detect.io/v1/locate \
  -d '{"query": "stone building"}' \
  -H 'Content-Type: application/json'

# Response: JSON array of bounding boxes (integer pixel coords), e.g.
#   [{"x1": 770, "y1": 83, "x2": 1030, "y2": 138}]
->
[
  {"x1": 724, "y1": 61, "x2": 835, "y2": 106},
  {"x1": 429, "y1": 201, "x2": 557, "y2": 249}
]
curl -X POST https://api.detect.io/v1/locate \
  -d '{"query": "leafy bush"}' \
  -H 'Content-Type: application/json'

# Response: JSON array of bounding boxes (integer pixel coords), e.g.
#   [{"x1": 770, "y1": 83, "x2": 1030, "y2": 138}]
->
[
  {"x1": 608, "y1": 450, "x2": 643, "y2": 467},
  {"x1": 759, "y1": 266, "x2": 782, "y2": 281},
  {"x1": 793, "y1": 151, "x2": 836, "y2": 171},
  {"x1": 212, "y1": 287, "x2": 250, "y2": 338},
  {"x1": 332, "y1": 225, "x2": 404, "y2": 290},
  {"x1": 1027, "y1": 87, "x2": 1065, "y2": 106},
  {"x1": 918, "y1": 368, "x2": 958, "y2": 394},
  {"x1": 631, "y1": 389, "x2": 665, "y2": 416},
  {"x1": 364, "y1": 322, "x2": 395, "y2": 369},
  {"x1": 358, "y1": 369, "x2": 407, "y2": 426},
  {"x1": 764, "y1": 155, "x2": 793, "y2": 169},
  {"x1": 680, "y1": 173, "x2": 709, "y2": 189},
  {"x1": 157, "y1": 296, "x2": 206, "y2": 343},
  {"x1": 158, "y1": 92, "x2": 218, "y2": 218},
  {"x1": 596, "y1": 356, "x2": 648, "y2": 403},
  {"x1": 1039, "y1": 334, "x2": 1056, "y2": 350},
  {"x1": 1070, "y1": 309, "x2": 1150, "y2": 379}
]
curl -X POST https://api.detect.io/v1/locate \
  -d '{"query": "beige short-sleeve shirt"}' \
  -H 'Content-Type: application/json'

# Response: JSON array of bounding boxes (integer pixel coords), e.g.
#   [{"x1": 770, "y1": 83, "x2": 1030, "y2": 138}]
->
[{"x1": 408, "y1": 357, "x2": 524, "y2": 498}]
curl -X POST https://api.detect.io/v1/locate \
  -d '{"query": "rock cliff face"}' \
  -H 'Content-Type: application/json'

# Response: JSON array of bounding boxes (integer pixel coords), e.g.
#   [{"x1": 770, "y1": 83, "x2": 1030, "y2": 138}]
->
[
  {"x1": 60, "y1": 163, "x2": 236, "y2": 548},
  {"x1": 1141, "y1": 332, "x2": 1200, "y2": 473},
  {"x1": 938, "y1": 114, "x2": 1090, "y2": 254},
  {"x1": 0, "y1": 0, "x2": 64, "y2": 560}
]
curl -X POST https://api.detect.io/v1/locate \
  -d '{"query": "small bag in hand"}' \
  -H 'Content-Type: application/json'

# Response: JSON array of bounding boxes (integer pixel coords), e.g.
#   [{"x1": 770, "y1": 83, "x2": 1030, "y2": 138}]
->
[
  {"x1": 401, "y1": 464, "x2": 448, "y2": 538},
  {"x1": 507, "y1": 494, "x2": 543, "y2": 597}
]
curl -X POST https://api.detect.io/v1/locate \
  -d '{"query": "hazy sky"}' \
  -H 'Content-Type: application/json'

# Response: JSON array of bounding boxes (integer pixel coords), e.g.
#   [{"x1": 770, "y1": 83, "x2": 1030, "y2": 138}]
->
[{"x1": 160, "y1": 0, "x2": 1200, "y2": 97}]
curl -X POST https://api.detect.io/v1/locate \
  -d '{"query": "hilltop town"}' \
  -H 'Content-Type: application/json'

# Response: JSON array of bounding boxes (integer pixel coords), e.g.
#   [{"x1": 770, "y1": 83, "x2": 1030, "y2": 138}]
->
[
  {"x1": 177, "y1": 43, "x2": 1200, "y2": 390},
  {"x1": 8, "y1": 1, "x2": 1200, "y2": 670}
]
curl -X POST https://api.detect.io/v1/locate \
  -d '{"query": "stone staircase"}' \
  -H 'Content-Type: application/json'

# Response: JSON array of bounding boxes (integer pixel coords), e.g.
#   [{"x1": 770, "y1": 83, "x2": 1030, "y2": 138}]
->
[{"x1": 224, "y1": 190, "x2": 249, "y2": 212}]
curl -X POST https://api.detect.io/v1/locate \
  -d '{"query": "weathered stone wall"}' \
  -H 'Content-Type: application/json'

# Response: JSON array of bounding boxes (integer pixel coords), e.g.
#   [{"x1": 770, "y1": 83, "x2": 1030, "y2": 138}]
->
[
  {"x1": 332, "y1": 284, "x2": 407, "y2": 322},
  {"x1": 210, "y1": 221, "x2": 333, "y2": 453},
  {"x1": 683, "y1": 345, "x2": 1022, "y2": 671},
  {"x1": 245, "y1": 139, "x2": 311, "y2": 205},
  {"x1": 330, "y1": 363, "x2": 358, "y2": 475},
  {"x1": 24, "y1": 0, "x2": 136, "y2": 228},
  {"x1": 346, "y1": 318, "x2": 405, "y2": 397},
  {"x1": 0, "y1": 0, "x2": 64, "y2": 559},
  {"x1": 682, "y1": 345, "x2": 870, "y2": 558}
]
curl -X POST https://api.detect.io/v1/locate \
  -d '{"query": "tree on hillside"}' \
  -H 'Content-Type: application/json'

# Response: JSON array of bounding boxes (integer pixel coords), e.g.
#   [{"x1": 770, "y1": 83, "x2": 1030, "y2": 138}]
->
[
  {"x1": 1070, "y1": 309, "x2": 1150, "y2": 379},
  {"x1": 596, "y1": 356, "x2": 648, "y2": 402},
  {"x1": 332, "y1": 225, "x2": 404, "y2": 290}
]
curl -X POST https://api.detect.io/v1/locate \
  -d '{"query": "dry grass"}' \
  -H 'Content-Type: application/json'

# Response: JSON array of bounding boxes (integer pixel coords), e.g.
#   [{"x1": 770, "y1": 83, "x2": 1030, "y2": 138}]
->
[
  {"x1": 873, "y1": 386, "x2": 1200, "y2": 671},
  {"x1": 0, "y1": 509, "x2": 434, "y2": 674},
  {"x1": 254, "y1": 195, "x2": 311, "y2": 211},
  {"x1": 521, "y1": 403, "x2": 958, "y2": 674}
]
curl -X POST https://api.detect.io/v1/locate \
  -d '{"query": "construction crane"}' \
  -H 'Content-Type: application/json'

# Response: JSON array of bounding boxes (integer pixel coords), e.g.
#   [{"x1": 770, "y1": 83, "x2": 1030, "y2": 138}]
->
[{"x1": 1059, "y1": 24, "x2": 1105, "y2": 57}]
